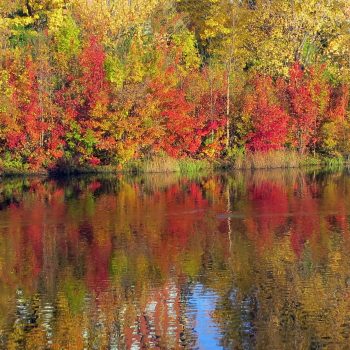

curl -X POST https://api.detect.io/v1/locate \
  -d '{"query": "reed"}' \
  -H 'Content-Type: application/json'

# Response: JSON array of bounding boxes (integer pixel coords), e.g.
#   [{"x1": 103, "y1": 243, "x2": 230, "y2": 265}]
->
[
  {"x1": 141, "y1": 156, "x2": 181, "y2": 173},
  {"x1": 140, "y1": 156, "x2": 212, "y2": 174},
  {"x1": 233, "y1": 150, "x2": 315, "y2": 169},
  {"x1": 178, "y1": 159, "x2": 211, "y2": 174}
]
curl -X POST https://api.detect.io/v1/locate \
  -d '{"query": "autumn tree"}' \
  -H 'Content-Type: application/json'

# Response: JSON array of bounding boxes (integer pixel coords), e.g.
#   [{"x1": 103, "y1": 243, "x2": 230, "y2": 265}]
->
[
  {"x1": 244, "y1": 75, "x2": 290, "y2": 152},
  {"x1": 287, "y1": 63, "x2": 330, "y2": 154}
]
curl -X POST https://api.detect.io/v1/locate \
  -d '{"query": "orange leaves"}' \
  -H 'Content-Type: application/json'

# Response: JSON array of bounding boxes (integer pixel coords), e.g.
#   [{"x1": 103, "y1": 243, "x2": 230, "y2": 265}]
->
[
  {"x1": 148, "y1": 79, "x2": 199, "y2": 157},
  {"x1": 146, "y1": 69, "x2": 227, "y2": 159},
  {"x1": 1, "y1": 33, "x2": 350, "y2": 169},
  {"x1": 5, "y1": 57, "x2": 47, "y2": 167}
]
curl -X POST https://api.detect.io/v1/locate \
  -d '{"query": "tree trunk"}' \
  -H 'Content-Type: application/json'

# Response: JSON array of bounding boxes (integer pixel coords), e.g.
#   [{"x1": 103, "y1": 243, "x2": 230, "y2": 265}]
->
[
  {"x1": 226, "y1": 2, "x2": 235, "y2": 151},
  {"x1": 226, "y1": 65, "x2": 231, "y2": 149}
]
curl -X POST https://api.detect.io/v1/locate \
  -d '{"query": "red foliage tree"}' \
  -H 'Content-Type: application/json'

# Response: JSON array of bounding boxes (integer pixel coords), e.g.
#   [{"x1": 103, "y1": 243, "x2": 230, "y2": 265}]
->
[
  {"x1": 196, "y1": 91, "x2": 227, "y2": 157},
  {"x1": 329, "y1": 85, "x2": 349, "y2": 122},
  {"x1": 149, "y1": 79, "x2": 201, "y2": 157},
  {"x1": 287, "y1": 62, "x2": 330, "y2": 154},
  {"x1": 6, "y1": 57, "x2": 50, "y2": 168},
  {"x1": 55, "y1": 35, "x2": 111, "y2": 164},
  {"x1": 244, "y1": 75, "x2": 289, "y2": 152},
  {"x1": 148, "y1": 66, "x2": 227, "y2": 158},
  {"x1": 79, "y1": 35, "x2": 109, "y2": 116}
]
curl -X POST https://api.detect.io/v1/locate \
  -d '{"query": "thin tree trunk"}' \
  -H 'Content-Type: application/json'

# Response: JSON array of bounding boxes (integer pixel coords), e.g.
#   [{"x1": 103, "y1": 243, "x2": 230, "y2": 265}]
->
[
  {"x1": 226, "y1": 62, "x2": 231, "y2": 149},
  {"x1": 226, "y1": 2, "x2": 235, "y2": 150}
]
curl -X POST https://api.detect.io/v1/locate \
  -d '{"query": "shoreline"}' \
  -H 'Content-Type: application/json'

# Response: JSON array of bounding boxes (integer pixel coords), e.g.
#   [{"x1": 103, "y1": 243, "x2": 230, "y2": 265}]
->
[{"x1": 0, "y1": 156, "x2": 346, "y2": 178}]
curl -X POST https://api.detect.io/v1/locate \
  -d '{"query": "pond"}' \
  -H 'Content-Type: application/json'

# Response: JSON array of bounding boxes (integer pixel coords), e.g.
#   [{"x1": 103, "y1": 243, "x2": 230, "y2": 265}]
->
[{"x1": 0, "y1": 169, "x2": 349, "y2": 349}]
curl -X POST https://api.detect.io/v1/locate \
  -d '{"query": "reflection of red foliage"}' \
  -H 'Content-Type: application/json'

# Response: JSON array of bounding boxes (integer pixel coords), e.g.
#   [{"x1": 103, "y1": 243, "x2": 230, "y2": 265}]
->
[
  {"x1": 3, "y1": 172, "x2": 349, "y2": 301},
  {"x1": 88, "y1": 181, "x2": 101, "y2": 192},
  {"x1": 86, "y1": 238, "x2": 112, "y2": 291},
  {"x1": 246, "y1": 180, "x2": 288, "y2": 248},
  {"x1": 243, "y1": 175, "x2": 322, "y2": 257},
  {"x1": 289, "y1": 179, "x2": 319, "y2": 257},
  {"x1": 8, "y1": 200, "x2": 44, "y2": 288},
  {"x1": 26, "y1": 225, "x2": 43, "y2": 277},
  {"x1": 165, "y1": 182, "x2": 208, "y2": 247}
]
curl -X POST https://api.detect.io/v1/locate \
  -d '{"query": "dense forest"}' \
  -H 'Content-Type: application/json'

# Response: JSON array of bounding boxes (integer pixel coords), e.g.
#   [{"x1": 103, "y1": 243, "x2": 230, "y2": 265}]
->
[{"x1": 1, "y1": 0, "x2": 350, "y2": 171}]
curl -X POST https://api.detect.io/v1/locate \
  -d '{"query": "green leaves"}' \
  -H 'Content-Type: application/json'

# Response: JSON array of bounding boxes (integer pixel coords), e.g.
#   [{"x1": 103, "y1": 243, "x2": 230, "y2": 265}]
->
[
  {"x1": 105, "y1": 55, "x2": 125, "y2": 88},
  {"x1": 172, "y1": 29, "x2": 200, "y2": 70},
  {"x1": 55, "y1": 15, "x2": 81, "y2": 58}
]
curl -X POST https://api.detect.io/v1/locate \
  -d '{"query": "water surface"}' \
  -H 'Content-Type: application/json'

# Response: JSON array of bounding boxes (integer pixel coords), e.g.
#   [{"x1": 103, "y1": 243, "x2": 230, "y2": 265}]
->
[{"x1": 0, "y1": 170, "x2": 350, "y2": 349}]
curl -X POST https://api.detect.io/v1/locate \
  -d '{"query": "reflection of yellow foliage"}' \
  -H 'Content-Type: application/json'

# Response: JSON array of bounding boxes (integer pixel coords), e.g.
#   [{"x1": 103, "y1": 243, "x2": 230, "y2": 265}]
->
[
  {"x1": 53, "y1": 295, "x2": 85, "y2": 349},
  {"x1": 2, "y1": 173, "x2": 350, "y2": 347}
]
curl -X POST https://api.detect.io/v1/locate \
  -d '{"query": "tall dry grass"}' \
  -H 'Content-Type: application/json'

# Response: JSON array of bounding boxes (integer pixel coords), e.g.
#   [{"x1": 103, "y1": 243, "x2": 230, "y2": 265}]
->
[
  {"x1": 233, "y1": 150, "x2": 310, "y2": 169},
  {"x1": 141, "y1": 156, "x2": 212, "y2": 174},
  {"x1": 141, "y1": 156, "x2": 181, "y2": 173}
]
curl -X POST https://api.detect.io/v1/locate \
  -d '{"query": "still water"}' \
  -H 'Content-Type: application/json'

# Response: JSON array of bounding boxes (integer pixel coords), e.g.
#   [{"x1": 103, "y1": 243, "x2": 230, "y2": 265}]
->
[{"x1": 0, "y1": 170, "x2": 350, "y2": 349}]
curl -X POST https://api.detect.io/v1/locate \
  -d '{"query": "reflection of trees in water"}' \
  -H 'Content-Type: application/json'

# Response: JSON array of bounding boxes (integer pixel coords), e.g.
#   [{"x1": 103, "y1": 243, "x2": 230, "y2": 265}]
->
[
  {"x1": 0, "y1": 170, "x2": 350, "y2": 348},
  {"x1": 220, "y1": 170, "x2": 350, "y2": 349}
]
